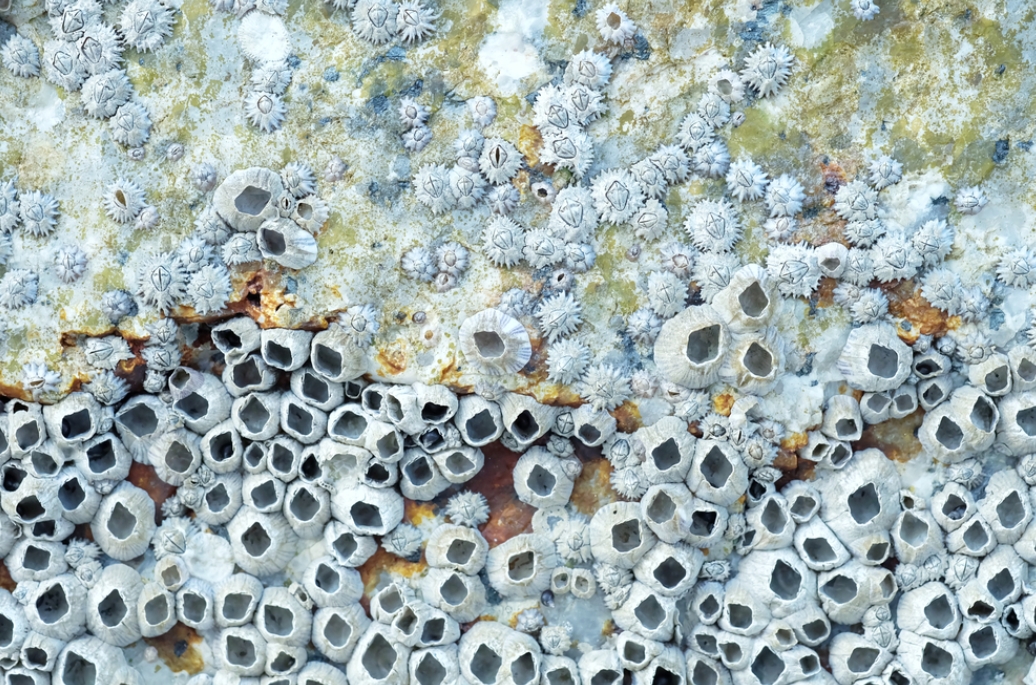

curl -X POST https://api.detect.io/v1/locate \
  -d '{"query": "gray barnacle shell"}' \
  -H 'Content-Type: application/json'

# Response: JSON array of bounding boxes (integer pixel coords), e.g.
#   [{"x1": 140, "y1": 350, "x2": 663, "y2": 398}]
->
[
  {"x1": 86, "y1": 563, "x2": 143, "y2": 646},
  {"x1": 654, "y1": 305, "x2": 729, "y2": 389},
  {"x1": 486, "y1": 532, "x2": 558, "y2": 599},
  {"x1": 837, "y1": 323, "x2": 912, "y2": 392},
  {"x1": 213, "y1": 167, "x2": 285, "y2": 232},
  {"x1": 91, "y1": 481, "x2": 156, "y2": 561}
]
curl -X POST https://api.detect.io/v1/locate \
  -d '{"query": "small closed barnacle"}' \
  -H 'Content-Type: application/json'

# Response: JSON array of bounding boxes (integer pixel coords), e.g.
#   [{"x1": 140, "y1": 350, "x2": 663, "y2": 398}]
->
[
  {"x1": 595, "y1": 2, "x2": 636, "y2": 44},
  {"x1": 911, "y1": 218, "x2": 954, "y2": 267},
  {"x1": 549, "y1": 186, "x2": 599, "y2": 242},
  {"x1": 103, "y1": 178, "x2": 146, "y2": 224},
  {"x1": 872, "y1": 232, "x2": 923, "y2": 282},
  {"x1": 401, "y1": 245, "x2": 436, "y2": 281},
  {"x1": 54, "y1": 244, "x2": 88, "y2": 283},
  {"x1": 444, "y1": 490, "x2": 490, "y2": 527},
  {"x1": 843, "y1": 218, "x2": 885, "y2": 247},
  {"x1": 109, "y1": 98, "x2": 151, "y2": 146},
  {"x1": 766, "y1": 243, "x2": 820, "y2": 298},
  {"x1": 647, "y1": 270, "x2": 687, "y2": 319},
  {"x1": 396, "y1": 0, "x2": 439, "y2": 43},
  {"x1": 280, "y1": 160, "x2": 316, "y2": 199},
  {"x1": 565, "y1": 82, "x2": 606, "y2": 124},
  {"x1": 85, "y1": 369, "x2": 130, "y2": 406},
  {"x1": 0, "y1": 268, "x2": 39, "y2": 308},
  {"x1": 22, "y1": 361, "x2": 61, "y2": 399},
  {"x1": 382, "y1": 523, "x2": 423, "y2": 558},
  {"x1": 412, "y1": 163, "x2": 455, "y2": 215},
  {"x1": 324, "y1": 155, "x2": 347, "y2": 182},
  {"x1": 692, "y1": 138, "x2": 731, "y2": 178},
  {"x1": 540, "y1": 129, "x2": 594, "y2": 179},
  {"x1": 765, "y1": 173, "x2": 805, "y2": 217},
  {"x1": 351, "y1": 0, "x2": 399, "y2": 43},
  {"x1": 726, "y1": 156, "x2": 768, "y2": 202},
  {"x1": 100, "y1": 288, "x2": 137, "y2": 323},
  {"x1": 77, "y1": 23, "x2": 123, "y2": 76},
  {"x1": 536, "y1": 291, "x2": 582, "y2": 343},
  {"x1": 868, "y1": 154, "x2": 901, "y2": 189},
  {"x1": 763, "y1": 216, "x2": 797, "y2": 242},
  {"x1": 842, "y1": 247, "x2": 875, "y2": 285},
  {"x1": 19, "y1": 189, "x2": 60, "y2": 237},
  {"x1": 692, "y1": 251, "x2": 740, "y2": 302},
  {"x1": 996, "y1": 246, "x2": 1036, "y2": 287},
  {"x1": 187, "y1": 263, "x2": 232, "y2": 315},
  {"x1": 686, "y1": 198, "x2": 741, "y2": 253},
  {"x1": 448, "y1": 166, "x2": 486, "y2": 210},
  {"x1": 741, "y1": 42, "x2": 794, "y2": 97},
  {"x1": 657, "y1": 241, "x2": 695, "y2": 279},
  {"x1": 244, "y1": 91, "x2": 287, "y2": 133},
  {"x1": 835, "y1": 180, "x2": 880, "y2": 222},
  {"x1": 676, "y1": 112, "x2": 714, "y2": 152},
  {"x1": 564, "y1": 49, "x2": 612, "y2": 89},
  {"x1": 697, "y1": 91, "x2": 731, "y2": 129},
  {"x1": 482, "y1": 216, "x2": 525, "y2": 268},
  {"x1": 564, "y1": 241, "x2": 596, "y2": 273},
  {"x1": 523, "y1": 228, "x2": 565, "y2": 269},
  {"x1": 0, "y1": 178, "x2": 19, "y2": 233},
  {"x1": 435, "y1": 241, "x2": 469, "y2": 277},
  {"x1": 401, "y1": 124, "x2": 432, "y2": 152},
  {"x1": 397, "y1": 98, "x2": 429, "y2": 130},
  {"x1": 468, "y1": 95, "x2": 497, "y2": 127},
  {"x1": 338, "y1": 303, "x2": 380, "y2": 347},
  {"x1": 120, "y1": 0, "x2": 175, "y2": 52},
  {"x1": 486, "y1": 184, "x2": 519, "y2": 215},
  {"x1": 848, "y1": 288, "x2": 889, "y2": 325},
  {"x1": 478, "y1": 137, "x2": 522, "y2": 185},
  {"x1": 546, "y1": 337, "x2": 591, "y2": 384},
  {"x1": 2, "y1": 34, "x2": 41, "y2": 78},
  {"x1": 136, "y1": 252, "x2": 188, "y2": 313},
  {"x1": 851, "y1": 0, "x2": 880, "y2": 20},
  {"x1": 580, "y1": 363, "x2": 631, "y2": 411},
  {"x1": 250, "y1": 60, "x2": 292, "y2": 95},
  {"x1": 221, "y1": 232, "x2": 261, "y2": 266},
  {"x1": 44, "y1": 39, "x2": 87, "y2": 91},
  {"x1": 955, "y1": 185, "x2": 987, "y2": 214}
]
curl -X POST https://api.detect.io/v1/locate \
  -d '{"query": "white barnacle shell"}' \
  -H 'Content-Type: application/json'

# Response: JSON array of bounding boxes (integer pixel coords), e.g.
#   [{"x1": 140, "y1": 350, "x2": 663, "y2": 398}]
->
[
  {"x1": 595, "y1": 2, "x2": 636, "y2": 44},
  {"x1": 401, "y1": 124, "x2": 432, "y2": 152},
  {"x1": 725, "y1": 156, "x2": 768, "y2": 202},
  {"x1": 535, "y1": 291, "x2": 582, "y2": 343},
  {"x1": 397, "y1": 0, "x2": 438, "y2": 43},
  {"x1": 486, "y1": 532, "x2": 558, "y2": 599},
  {"x1": 837, "y1": 323, "x2": 911, "y2": 392},
  {"x1": 448, "y1": 166, "x2": 486, "y2": 210},
  {"x1": 397, "y1": 98, "x2": 429, "y2": 130},
  {"x1": 834, "y1": 180, "x2": 879, "y2": 222},
  {"x1": 251, "y1": 60, "x2": 293, "y2": 96},
  {"x1": 955, "y1": 185, "x2": 987, "y2": 214},
  {"x1": 722, "y1": 328, "x2": 785, "y2": 394},
  {"x1": 686, "y1": 198, "x2": 741, "y2": 253},
  {"x1": 580, "y1": 363, "x2": 631, "y2": 412},
  {"x1": 549, "y1": 186, "x2": 599, "y2": 242},
  {"x1": 868, "y1": 154, "x2": 902, "y2": 189},
  {"x1": 44, "y1": 40, "x2": 87, "y2": 91},
  {"x1": 647, "y1": 270, "x2": 687, "y2": 319},
  {"x1": 226, "y1": 508, "x2": 299, "y2": 576},
  {"x1": 244, "y1": 90, "x2": 287, "y2": 133},
  {"x1": 852, "y1": 0, "x2": 880, "y2": 20},
  {"x1": 676, "y1": 112, "x2": 714, "y2": 152},
  {"x1": 351, "y1": 0, "x2": 399, "y2": 43},
  {"x1": 85, "y1": 370, "x2": 130, "y2": 406},
  {"x1": 630, "y1": 157, "x2": 670, "y2": 201},
  {"x1": 2, "y1": 34, "x2": 40, "y2": 78},
  {"x1": 765, "y1": 173, "x2": 805, "y2": 217},
  {"x1": 692, "y1": 138, "x2": 730, "y2": 178},
  {"x1": 688, "y1": 439, "x2": 749, "y2": 507},
  {"x1": 82, "y1": 335, "x2": 133, "y2": 371},
  {"x1": 482, "y1": 216, "x2": 525, "y2": 268},
  {"x1": 86, "y1": 563, "x2": 143, "y2": 646},
  {"x1": 844, "y1": 218, "x2": 885, "y2": 247},
  {"x1": 81, "y1": 69, "x2": 132, "y2": 119},
  {"x1": 591, "y1": 168, "x2": 645, "y2": 225},
  {"x1": 912, "y1": 218, "x2": 955, "y2": 267},
  {"x1": 311, "y1": 603, "x2": 369, "y2": 663},
  {"x1": 766, "y1": 243, "x2": 820, "y2": 297},
  {"x1": 108, "y1": 100, "x2": 151, "y2": 147},
  {"x1": 291, "y1": 194, "x2": 328, "y2": 233},
  {"x1": 627, "y1": 307, "x2": 663, "y2": 347},
  {"x1": 541, "y1": 128, "x2": 595, "y2": 179},
  {"x1": 712, "y1": 263, "x2": 777, "y2": 332},
  {"x1": 0, "y1": 179, "x2": 19, "y2": 234},
  {"x1": 872, "y1": 231, "x2": 923, "y2": 282},
  {"x1": 457, "y1": 308, "x2": 531, "y2": 376},
  {"x1": 654, "y1": 305, "x2": 729, "y2": 388},
  {"x1": 92, "y1": 482, "x2": 156, "y2": 561},
  {"x1": 256, "y1": 217, "x2": 318, "y2": 269},
  {"x1": 221, "y1": 233, "x2": 261, "y2": 265},
  {"x1": 412, "y1": 164, "x2": 456, "y2": 215},
  {"x1": 478, "y1": 138, "x2": 522, "y2": 185},
  {"x1": 997, "y1": 246, "x2": 1036, "y2": 287},
  {"x1": 698, "y1": 91, "x2": 731, "y2": 128},
  {"x1": 920, "y1": 268, "x2": 963, "y2": 314},
  {"x1": 565, "y1": 82, "x2": 606, "y2": 124},
  {"x1": 513, "y1": 447, "x2": 578, "y2": 509},
  {"x1": 425, "y1": 524, "x2": 487, "y2": 574},
  {"x1": 486, "y1": 184, "x2": 519, "y2": 215},
  {"x1": 187, "y1": 264, "x2": 232, "y2": 315},
  {"x1": 214, "y1": 166, "x2": 285, "y2": 232},
  {"x1": 741, "y1": 42, "x2": 794, "y2": 98},
  {"x1": 565, "y1": 48, "x2": 612, "y2": 88},
  {"x1": 18, "y1": 190, "x2": 59, "y2": 238},
  {"x1": 120, "y1": 0, "x2": 174, "y2": 52},
  {"x1": 709, "y1": 68, "x2": 746, "y2": 104},
  {"x1": 532, "y1": 83, "x2": 574, "y2": 137}
]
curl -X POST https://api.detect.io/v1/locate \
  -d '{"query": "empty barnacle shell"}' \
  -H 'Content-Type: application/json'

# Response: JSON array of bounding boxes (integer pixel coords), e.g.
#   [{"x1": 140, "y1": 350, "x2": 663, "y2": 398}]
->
[
  {"x1": 512, "y1": 447, "x2": 578, "y2": 509},
  {"x1": 83, "y1": 563, "x2": 143, "y2": 646},
  {"x1": 232, "y1": 391, "x2": 282, "y2": 441},
  {"x1": 589, "y1": 501, "x2": 657, "y2": 568},
  {"x1": 216, "y1": 625, "x2": 267, "y2": 676},
  {"x1": 453, "y1": 394, "x2": 503, "y2": 447},
  {"x1": 311, "y1": 603, "x2": 369, "y2": 663},
  {"x1": 226, "y1": 509, "x2": 299, "y2": 576},
  {"x1": 486, "y1": 532, "x2": 558, "y2": 599},
  {"x1": 214, "y1": 167, "x2": 285, "y2": 232},
  {"x1": 687, "y1": 439, "x2": 748, "y2": 507},
  {"x1": 24, "y1": 574, "x2": 88, "y2": 642},
  {"x1": 330, "y1": 482, "x2": 404, "y2": 536},
  {"x1": 654, "y1": 305, "x2": 730, "y2": 389},
  {"x1": 837, "y1": 323, "x2": 913, "y2": 392},
  {"x1": 168, "y1": 367, "x2": 233, "y2": 434},
  {"x1": 91, "y1": 482, "x2": 156, "y2": 561},
  {"x1": 255, "y1": 585, "x2": 313, "y2": 646}
]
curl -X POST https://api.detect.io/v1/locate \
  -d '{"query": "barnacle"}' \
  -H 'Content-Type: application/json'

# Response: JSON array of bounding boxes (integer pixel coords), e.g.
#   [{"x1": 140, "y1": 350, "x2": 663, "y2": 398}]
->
[
  {"x1": 742, "y1": 43, "x2": 794, "y2": 100},
  {"x1": 109, "y1": 101, "x2": 152, "y2": 148},
  {"x1": 591, "y1": 168, "x2": 645, "y2": 225},
  {"x1": 523, "y1": 229, "x2": 565, "y2": 269},
  {"x1": 280, "y1": 161, "x2": 316, "y2": 199},
  {"x1": 0, "y1": 179, "x2": 19, "y2": 233},
  {"x1": 186, "y1": 263, "x2": 232, "y2": 314},
  {"x1": 765, "y1": 173, "x2": 805, "y2": 217},
  {"x1": 86, "y1": 369, "x2": 130, "y2": 406},
  {"x1": 763, "y1": 216, "x2": 797, "y2": 242},
  {"x1": 19, "y1": 189, "x2": 60, "y2": 237},
  {"x1": 479, "y1": 138, "x2": 522, "y2": 184},
  {"x1": 872, "y1": 232, "x2": 923, "y2": 282},
  {"x1": 50, "y1": 0, "x2": 101, "y2": 42},
  {"x1": 401, "y1": 125, "x2": 432, "y2": 152},
  {"x1": 382, "y1": 523, "x2": 422, "y2": 557},
  {"x1": 100, "y1": 289, "x2": 137, "y2": 323},
  {"x1": 251, "y1": 60, "x2": 293, "y2": 95},
  {"x1": 997, "y1": 246, "x2": 1036, "y2": 287},
  {"x1": 103, "y1": 178, "x2": 146, "y2": 224},
  {"x1": 77, "y1": 23, "x2": 123, "y2": 75},
  {"x1": 646, "y1": 270, "x2": 687, "y2": 319},
  {"x1": 54, "y1": 244, "x2": 88, "y2": 283},
  {"x1": 685, "y1": 198, "x2": 741, "y2": 253},
  {"x1": 535, "y1": 291, "x2": 583, "y2": 343},
  {"x1": 842, "y1": 247, "x2": 875, "y2": 285},
  {"x1": 532, "y1": 84, "x2": 574, "y2": 137},
  {"x1": 692, "y1": 138, "x2": 730, "y2": 177},
  {"x1": 351, "y1": 0, "x2": 399, "y2": 43},
  {"x1": 697, "y1": 92, "x2": 730, "y2": 128},
  {"x1": 483, "y1": 216, "x2": 526, "y2": 267},
  {"x1": 324, "y1": 155, "x2": 347, "y2": 182},
  {"x1": 82, "y1": 69, "x2": 133, "y2": 119},
  {"x1": 955, "y1": 185, "x2": 987, "y2": 214},
  {"x1": 2, "y1": 34, "x2": 41, "y2": 78},
  {"x1": 851, "y1": 0, "x2": 880, "y2": 20},
  {"x1": 546, "y1": 337, "x2": 590, "y2": 384},
  {"x1": 444, "y1": 491, "x2": 490, "y2": 527},
  {"x1": 401, "y1": 245, "x2": 436, "y2": 281},
  {"x1": 868, "y1": 154, "x2": 901, "y2": 188},
  {"x1": 844, "y1": 218, "x2": 885, "y2": 247},
  {"x1": 0, "y1": 234, "x2": 11, "y2": 266},
  {"x1": 120, "y1": 0, "x2": 175, "y2": 53},
  {"x1": 221, "y1": 232, "x2": 262, "y2": 265},
  {"x1": 244, "y1": 91, "x2": 287, "y2": 132},
  {"x1": 22, "y1": 361, "x2": 60, "y2": 399},
  {"x1": 43, "y1": 39, "x2": 87, "y2": 90},
  {"x1": 540, "y1": 129, "x2": 594, "y2": 179},
  {"x1": 766, "y1": 243, "x2": 820, "y2": 297},
  {"x1": 658, "y1": 241, "x2": 696, "y2": 279},
  {"x1": 911, "y1": 218, "x2": 954, "y2": 267},
  {"x1": 626, "y1": 307, "x2": 662, "y2": 345},
  {"x1": 398, "y1": 98, "x2": 429, "y2": 129},
  {"x1": 565, "y1": 83, "x2": 606, "y2": 124},
  {"x1": 468, "y1": 95, "x2": 497, "y2": 127},
  {"x1": 580, "y1": 363, "x2": 631, "y2": 411},
  {"x1": 448, "y1": 166, "x2": 486, "y2": 209},
  {"x1": 632, "y1": 198, "x2": 668, "y2": 241},
  {"x1": 413, "y1": 164, "x2": 455, "y2": 214},
  {"x1": 726, "y1": 157, "x2": 768, "y2": 202},
  {"x1": 849, "y1": 288, "x2": 889, "y2": 324},
  {"x1": 676, "y1": 112, "x2": 715, "y2": 152},
  {"x1": 595, "y1": 3, "x2": 636, "y2": 44},
  {"x1": 692, "y1": 251, "x2": 740, "y2": 302},
  {"x1": 136, "y1": 253, "x2": 188, "y2": 313},
  {"x1": 709, "y1": 68, "x2": 745, "y2": 103},
  {"x1": 564, "y1": 49, "x2": 612, "y2": 89},
  {"x1": 648, "y1": 144, "x2": 690, "y2": 185},
  {"x1": 0, "y1": 269, "x2": 39, "y2": 308},
  {"x1": 486, "y1": 184, "x2": 519, "y2": 215},
  {"x1": 396, "y1": 0, "x2": 439, "y2": 44},
  {"x1": 549, "y1": 187, "x2": 599, "y2": 242},
  {"x1": 834, "y1": 180, "x2": 879, "y2": 222}
]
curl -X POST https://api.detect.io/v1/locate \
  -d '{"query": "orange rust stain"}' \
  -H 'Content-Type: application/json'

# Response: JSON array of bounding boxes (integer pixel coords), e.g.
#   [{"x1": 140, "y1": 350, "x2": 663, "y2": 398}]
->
[
  {"x1": 611, "y1": 402, "x2": 641, "y2": 433},
  {"x1": 375, "y1": 339, "x2": 409, "y2": 377},
  {"x1": 814, "y1": 277, "x2": 838, "y2": 308},
  {"x1": 517, "y1": 124, "x2": 543, "y2": 168},
  {"x1": 880, "y1": 280, "x2": 959, "y2": 342},
  {"x1": 780, "y1": 432, "x2": 809, "y2": 452},
  {"x1": 601, "y1": 619, "x2": 617, "y2": 637},
  {"x1": 144, "y1": 622, "x2": 205, "y2": 675},
  {"x1": 853, "y1": 408, "x2": 925, "y2": 463},
  {"x1": 358, "y1": 547, "x2": 428, "y2": 599},
  {"x1": 820, "y1": 160, "x2": 848, "y2": 193},
  {"x1": 0, "y1": 561, "x2": 15, "y2": 591},
  {"x1": 772, "y1": 449, "x2": 798, "y2": 472},
  {"x1": 465, "y1": 442, "x2": 535, "y2": 547},
  {"x1": 406, "y1": 500, "x2": 436, "y2": 526},
  {"x1": 570, "y1": 456, "x2": 617, "y2": 515},
  {"x1": 712, "y1": 393, "x2": 734, "y2": 417},
  {"x1": 128, "y1": 462, "x2": 177, "y2": 525}
]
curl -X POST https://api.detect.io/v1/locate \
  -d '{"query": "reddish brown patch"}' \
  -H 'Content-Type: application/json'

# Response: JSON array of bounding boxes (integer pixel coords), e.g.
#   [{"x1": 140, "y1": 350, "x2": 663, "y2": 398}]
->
[
  {"x1": 814, "y1": 277, "x2": 839, "y2": 308},
  {"x1": 880, "y1": 280, "x2": 960, "y2": 343},
  {"x1": 144, "y1": 622, "x2": 205, "y2": 675},
  {"x1": 776, "y1": 457, "x2": 817, "y2": 489},
  {"x1": 772, "y1": 449, "x2": 798, "y2": 472},
  {"x1": 0, "y1": 561, "x2": 15, "y2": 591},
  {"x1": 853, "y1": 408, "x2": 925, "y2": 463},
  {"x1": 570, "y1": 455, "x2": 617, "y2": 516},
  {"x1": 611, "y1": 402, "x2": 641, "y2": 433},
  {"x1": 464, "y1": 442, "x2": 535, "y2": 547},
  {"x1": 820, "y1": 160, "x2": 848, "y2": 194},
  {"x1": 128, "y1": 461, "x2": 177, "y2": 524},
  {"x1": 712, "y1": 393, "x2": 734, "y2": 417}
]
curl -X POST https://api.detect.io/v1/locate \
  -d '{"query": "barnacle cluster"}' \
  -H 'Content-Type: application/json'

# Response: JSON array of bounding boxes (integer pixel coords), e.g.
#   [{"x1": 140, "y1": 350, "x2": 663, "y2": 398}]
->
[{"x1": 4, "y1": 0, "x2": 1036, "y2": 681}]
